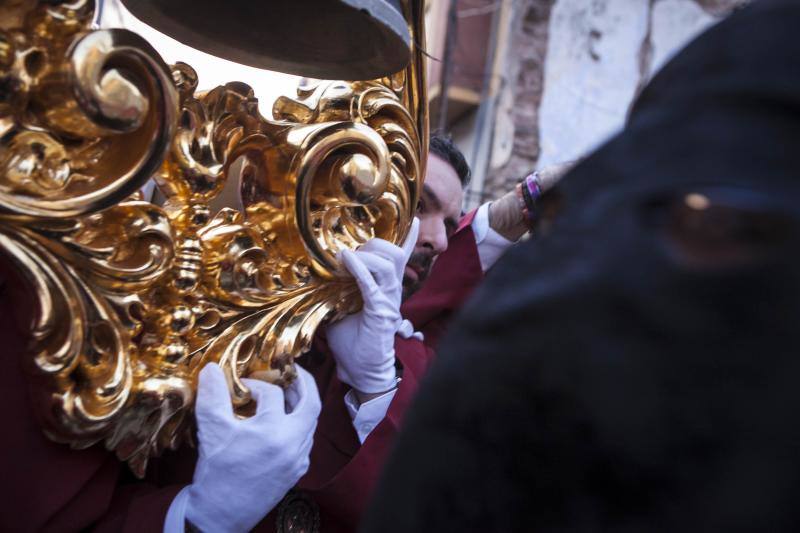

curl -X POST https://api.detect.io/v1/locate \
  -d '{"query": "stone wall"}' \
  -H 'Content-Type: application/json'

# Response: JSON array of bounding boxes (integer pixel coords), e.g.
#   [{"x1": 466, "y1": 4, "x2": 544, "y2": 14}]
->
[
  {"x1": 480, "y1": 0, "x2": 556, "y2": 201},
  {"x1": 480, "y1": 0, "x2": 748, "y2": 200}
]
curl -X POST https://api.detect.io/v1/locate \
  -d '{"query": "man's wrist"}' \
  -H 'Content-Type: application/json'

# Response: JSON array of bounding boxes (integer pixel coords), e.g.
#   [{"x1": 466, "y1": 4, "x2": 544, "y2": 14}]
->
[
  {"x1": 489, "y1": 191, "x2": 528, "y2": 241},
  {"x1": 353, "y1": 376, "x2": 400, "y2": 405}
]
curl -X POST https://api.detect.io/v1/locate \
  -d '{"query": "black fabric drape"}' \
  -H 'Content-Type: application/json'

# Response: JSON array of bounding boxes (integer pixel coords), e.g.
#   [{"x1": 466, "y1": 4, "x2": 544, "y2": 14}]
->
[{"x1": 362, "y1": 1, "x2": 800, "y2": 531}]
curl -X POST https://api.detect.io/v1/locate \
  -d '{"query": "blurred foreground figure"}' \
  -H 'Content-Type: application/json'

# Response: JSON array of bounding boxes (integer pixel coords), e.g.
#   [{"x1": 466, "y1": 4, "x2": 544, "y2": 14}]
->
[{"x1": 362, "y1": 0, "x2": 800, "y2": 531}]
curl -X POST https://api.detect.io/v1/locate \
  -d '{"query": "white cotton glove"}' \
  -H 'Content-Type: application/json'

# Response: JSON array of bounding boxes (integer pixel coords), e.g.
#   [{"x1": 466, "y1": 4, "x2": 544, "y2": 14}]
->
[
  {"x1": 174, "y1": 363, "x2": 321, "y2": 533},
  {"x1": 397, "y1": 319, "x2": 424, "y2": 341},
  {"x1": 326, "y1": 219, "x2": 420, "y2": 394}
]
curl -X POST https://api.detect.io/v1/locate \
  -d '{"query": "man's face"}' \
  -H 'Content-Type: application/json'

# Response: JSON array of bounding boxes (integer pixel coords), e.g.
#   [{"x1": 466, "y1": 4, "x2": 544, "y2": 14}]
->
[{"x1": 402, "y1": 154, "x2": 464, "y2": 300}]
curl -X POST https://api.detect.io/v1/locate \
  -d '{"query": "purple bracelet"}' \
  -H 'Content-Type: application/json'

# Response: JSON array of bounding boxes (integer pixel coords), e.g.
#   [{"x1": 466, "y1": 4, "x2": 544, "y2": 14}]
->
[
  {"x1": 524, "y1": 172, "x2": 543, "y2": 205},
  {"x1": 516, "y1": 172, "x2": 542, "y2": 229}
]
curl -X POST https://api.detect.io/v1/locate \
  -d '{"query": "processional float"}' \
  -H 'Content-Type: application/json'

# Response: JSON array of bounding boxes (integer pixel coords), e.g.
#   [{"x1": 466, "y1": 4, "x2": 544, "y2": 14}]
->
[{"x1": 0, "y1": 0, "x2": 427, "y2": 476}]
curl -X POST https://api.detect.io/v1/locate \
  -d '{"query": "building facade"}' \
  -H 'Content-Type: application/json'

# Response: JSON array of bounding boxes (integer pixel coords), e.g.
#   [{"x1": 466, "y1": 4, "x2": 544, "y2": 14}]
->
[{"x1": 427, "y1": 0, "x2": 749, "y2": 208}]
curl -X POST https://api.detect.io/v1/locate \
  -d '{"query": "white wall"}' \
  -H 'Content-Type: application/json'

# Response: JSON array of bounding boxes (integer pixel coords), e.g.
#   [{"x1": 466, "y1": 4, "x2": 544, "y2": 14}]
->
[{"x1": 537, "y1": 0, "x2": 719, "y2": 167}]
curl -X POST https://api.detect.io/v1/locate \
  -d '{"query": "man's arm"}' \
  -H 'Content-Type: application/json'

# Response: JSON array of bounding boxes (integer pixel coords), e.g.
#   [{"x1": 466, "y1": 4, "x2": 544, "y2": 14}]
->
[
  {"x1": 472, "y1": 202, "x2": 515, "y2": 272},
  {"x1": 475, "y1": 161, "x2": 578, "y2": 272}
]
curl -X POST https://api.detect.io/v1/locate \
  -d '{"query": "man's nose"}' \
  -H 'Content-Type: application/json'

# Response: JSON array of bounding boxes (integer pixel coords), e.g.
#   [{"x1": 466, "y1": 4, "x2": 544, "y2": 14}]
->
[{"x1": 417, "y1": 217, "x2": 449, "y2": 256}]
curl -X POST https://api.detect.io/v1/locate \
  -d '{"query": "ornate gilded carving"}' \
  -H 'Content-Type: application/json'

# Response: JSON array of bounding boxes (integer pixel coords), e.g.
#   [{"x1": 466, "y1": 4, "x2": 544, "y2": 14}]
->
[{"x1": 0, "y1": 0, "x2": 427, "y2": 476}]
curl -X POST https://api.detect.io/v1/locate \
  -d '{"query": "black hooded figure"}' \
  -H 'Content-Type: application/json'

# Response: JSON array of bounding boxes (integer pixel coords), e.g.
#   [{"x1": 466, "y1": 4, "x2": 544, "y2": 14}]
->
[{"x1": 361, "y1": 0, "x2": 800, "y2": 531}]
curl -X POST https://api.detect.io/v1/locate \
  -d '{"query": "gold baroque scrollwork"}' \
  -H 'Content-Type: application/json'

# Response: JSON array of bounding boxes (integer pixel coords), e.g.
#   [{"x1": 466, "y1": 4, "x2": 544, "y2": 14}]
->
[{"x1": 0, "y1": 0, "x2": 427, "y2": 476}]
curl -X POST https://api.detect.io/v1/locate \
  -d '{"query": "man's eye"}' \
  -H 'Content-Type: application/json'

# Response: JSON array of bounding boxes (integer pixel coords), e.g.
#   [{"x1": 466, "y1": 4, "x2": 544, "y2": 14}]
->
[{"x1": 417, "y1": 200, "x2": 425, "y2": 213}]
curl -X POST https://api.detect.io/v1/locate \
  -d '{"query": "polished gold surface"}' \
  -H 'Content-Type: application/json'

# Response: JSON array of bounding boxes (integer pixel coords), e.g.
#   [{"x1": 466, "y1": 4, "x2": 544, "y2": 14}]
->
[{"x1": 0, "y1": 0, "x2": 426, "y2": 476}]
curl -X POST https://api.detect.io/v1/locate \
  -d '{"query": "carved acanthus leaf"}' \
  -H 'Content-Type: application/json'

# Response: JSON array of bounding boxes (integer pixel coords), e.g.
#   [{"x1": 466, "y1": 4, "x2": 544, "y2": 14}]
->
[{"x1": 0, "y1": 0, "x2": 426, "y2": 477}]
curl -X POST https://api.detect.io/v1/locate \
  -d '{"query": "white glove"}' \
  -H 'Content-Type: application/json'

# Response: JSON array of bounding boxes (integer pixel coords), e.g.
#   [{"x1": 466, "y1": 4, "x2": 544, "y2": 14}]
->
[
  {"x1": 165, "y1": 362, "x2": 321, "y2": 533},
  {"x1": 397, "y1": 318, "x2": 424, "y2": 341},
  {"x1": 327, "y1": 219, "x2": 419, "y2": 394}
]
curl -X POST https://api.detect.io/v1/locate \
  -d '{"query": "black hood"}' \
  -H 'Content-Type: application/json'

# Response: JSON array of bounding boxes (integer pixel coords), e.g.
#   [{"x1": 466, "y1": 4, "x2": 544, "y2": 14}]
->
[{"x1": 363, "y1": 1, "x2": 800, "y2": 531}]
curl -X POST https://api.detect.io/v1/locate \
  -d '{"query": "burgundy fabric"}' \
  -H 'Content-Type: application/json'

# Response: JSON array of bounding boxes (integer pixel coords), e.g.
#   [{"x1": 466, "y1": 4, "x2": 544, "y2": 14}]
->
[
  {"x1": 256, "y1": 336, "x2": 435, "y2": 533},
  {"x1": 0, "y1": 257, "x2": 182, "y2": 532},
  {"x1": 401, "y1": 213, "x2": 483, "y2": 348}
]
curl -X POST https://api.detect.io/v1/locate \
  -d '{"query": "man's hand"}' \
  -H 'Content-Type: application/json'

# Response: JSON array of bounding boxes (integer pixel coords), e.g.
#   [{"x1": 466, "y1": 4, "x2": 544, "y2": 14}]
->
[
  {"x1": 326, "y1": 219, "x2": 420, "y2": 398},
  {"x1": 181, "y1": 363, "x2": 321, "y2": 533},
  {"x1": 489, "y1": 161, "x2": 577, "y2": 240}
]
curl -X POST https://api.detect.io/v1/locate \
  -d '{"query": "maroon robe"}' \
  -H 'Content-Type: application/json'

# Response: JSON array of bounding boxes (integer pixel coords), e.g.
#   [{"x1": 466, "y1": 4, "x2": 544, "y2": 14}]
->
[
  {"x1": 0, "y1": 257, "x2": 183, "y2": 533},
  {"x1": 0, "y1": 214, "x2": 483, "y2": 532}
]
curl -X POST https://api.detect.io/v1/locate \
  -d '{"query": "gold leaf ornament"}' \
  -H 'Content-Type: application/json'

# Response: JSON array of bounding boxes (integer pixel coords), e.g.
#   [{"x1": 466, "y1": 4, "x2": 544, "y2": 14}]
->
[{"x1": 0, "y1": 0, "x2": 427, "y2": 476}]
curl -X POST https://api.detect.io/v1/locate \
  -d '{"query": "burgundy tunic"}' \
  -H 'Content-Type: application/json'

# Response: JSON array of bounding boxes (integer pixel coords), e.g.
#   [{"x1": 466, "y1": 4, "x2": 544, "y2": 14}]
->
[{"x1": 0, "y1": 257, "x2": 182, "y2": 532}]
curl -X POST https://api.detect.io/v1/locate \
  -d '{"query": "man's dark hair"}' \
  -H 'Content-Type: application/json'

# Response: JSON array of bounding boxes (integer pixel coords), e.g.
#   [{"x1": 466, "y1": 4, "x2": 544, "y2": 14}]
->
[{"x1": 429, "y1": 132, "x2": 471, "y2": 187}]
